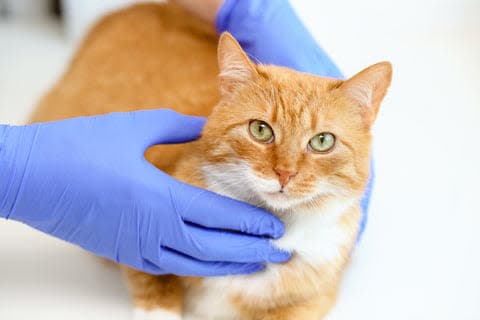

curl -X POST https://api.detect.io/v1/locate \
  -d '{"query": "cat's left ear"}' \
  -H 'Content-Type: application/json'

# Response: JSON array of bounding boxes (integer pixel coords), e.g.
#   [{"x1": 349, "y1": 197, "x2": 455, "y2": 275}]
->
[{"x1": 339, "y1": 61, "x2": 392, "y2": 123}]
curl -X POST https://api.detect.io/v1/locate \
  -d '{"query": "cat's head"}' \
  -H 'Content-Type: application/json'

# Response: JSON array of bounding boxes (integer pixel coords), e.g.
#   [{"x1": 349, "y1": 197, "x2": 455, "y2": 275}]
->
[{"x1": 199, "y1": 33, "x2": 391, "y2": 211}]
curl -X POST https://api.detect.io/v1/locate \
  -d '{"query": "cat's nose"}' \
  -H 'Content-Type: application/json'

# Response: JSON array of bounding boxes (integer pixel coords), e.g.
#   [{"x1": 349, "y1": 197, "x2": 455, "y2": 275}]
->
[{"x1": 274, "y1": 168, "x2": 297, "y2": 187}]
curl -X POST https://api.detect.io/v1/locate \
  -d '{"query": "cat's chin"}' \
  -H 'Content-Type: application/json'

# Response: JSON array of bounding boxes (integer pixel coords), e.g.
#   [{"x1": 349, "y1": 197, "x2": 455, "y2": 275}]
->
[{"x1": 259, "y1": 191, "x2": 308, "y2": 211}]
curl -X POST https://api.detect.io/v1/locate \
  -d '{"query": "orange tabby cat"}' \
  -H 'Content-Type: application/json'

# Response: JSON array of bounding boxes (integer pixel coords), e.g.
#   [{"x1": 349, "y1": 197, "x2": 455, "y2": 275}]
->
[{"x1": 31, "y1": 2, "x2": 391, "y2": 319}]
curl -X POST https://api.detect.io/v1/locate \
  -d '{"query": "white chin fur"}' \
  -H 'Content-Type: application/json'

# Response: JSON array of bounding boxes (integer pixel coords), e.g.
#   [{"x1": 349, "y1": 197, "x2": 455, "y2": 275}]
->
[
  {"x1": 133, "y1": 308, "x2": 181, "y2": 320},
  {"x1": 258, "y1": 191, "x2": 308, "y2": 210}
]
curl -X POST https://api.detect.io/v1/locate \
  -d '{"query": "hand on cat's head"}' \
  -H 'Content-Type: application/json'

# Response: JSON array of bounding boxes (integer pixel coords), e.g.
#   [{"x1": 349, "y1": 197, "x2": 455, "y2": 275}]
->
[{"x1": 200, "y1": 33, "x2": 392, "y2": 211}]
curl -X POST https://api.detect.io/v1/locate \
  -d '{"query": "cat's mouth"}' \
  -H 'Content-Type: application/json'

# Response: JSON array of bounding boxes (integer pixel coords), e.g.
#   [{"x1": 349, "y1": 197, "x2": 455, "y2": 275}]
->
[
  {"x1": 259, "y1": 189, "x2": 309, "y2": 210},
  {"x1": 265, "y1": 189, "x2": 288, "y2": 196},
  {"x1": 262, "y1": 189, "x2": 298, "y2": 202}
]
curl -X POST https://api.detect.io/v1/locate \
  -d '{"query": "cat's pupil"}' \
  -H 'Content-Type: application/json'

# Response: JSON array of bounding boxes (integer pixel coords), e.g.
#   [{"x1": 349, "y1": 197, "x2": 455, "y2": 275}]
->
[{"x1": 319, "y1": 135, "x2": 325, "y2": 144}]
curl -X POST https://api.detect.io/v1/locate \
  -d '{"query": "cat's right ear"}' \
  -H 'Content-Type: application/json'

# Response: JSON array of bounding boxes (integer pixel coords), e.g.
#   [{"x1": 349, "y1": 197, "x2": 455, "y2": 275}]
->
[
  {"x1": 217, "y1": 32, "x2": 258, "y2": 96},
  {"x1": 339, "y1": 61, "x2": 392, "y2": 123}
]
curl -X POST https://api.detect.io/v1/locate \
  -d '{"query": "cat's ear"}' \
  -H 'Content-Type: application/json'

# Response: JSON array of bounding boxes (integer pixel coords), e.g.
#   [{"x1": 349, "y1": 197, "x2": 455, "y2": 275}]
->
[
  {"x1": 217, "y1": 32, "x2": 258, "y2": 96},
  {"x1": 339, "y1": 61, "x2": 392, "y2": 122}
]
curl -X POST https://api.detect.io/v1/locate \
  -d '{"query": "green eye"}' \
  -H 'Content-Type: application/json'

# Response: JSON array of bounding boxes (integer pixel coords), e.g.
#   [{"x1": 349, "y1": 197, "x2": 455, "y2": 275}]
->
[
  {"x1": 249, "y1": 120, "x2": 274, "y2": 143},
  {"x1": 309, "y1": 133, "x2": 335, "y2": 152}
]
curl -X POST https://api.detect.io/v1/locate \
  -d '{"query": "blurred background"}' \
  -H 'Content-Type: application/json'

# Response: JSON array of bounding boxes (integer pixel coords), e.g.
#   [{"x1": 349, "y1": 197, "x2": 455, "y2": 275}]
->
[{"x1": 0, "y1": 0, "x2": 479, "y2": 319}]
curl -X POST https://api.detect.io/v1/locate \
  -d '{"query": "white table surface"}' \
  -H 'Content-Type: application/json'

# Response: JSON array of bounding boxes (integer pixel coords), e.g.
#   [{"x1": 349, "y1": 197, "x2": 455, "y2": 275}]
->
[{"x1": 1, "y1": 1, "x2": 479, "y2": 319}]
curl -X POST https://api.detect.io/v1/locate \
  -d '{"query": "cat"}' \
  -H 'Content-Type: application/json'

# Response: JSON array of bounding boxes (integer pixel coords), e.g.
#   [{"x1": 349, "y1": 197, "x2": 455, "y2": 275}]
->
[{"x1": 31, "y1": 2, "x2": 392, "y2": 319}]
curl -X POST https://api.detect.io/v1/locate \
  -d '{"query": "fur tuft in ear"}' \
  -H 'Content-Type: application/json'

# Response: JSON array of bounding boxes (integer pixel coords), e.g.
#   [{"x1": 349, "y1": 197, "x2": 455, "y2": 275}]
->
[
  {"x1": 340, "y1": 61, "x2": 392, "y2": 122},
  {"x1": 217, "y1": 32, "x2": 258, "y2": 95}
]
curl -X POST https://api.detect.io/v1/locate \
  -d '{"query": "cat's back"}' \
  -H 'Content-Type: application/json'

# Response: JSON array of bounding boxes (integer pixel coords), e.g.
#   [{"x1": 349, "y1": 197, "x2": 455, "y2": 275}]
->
[{"x1": 30, "y1": 2, "x2": 220, "y2": 123}]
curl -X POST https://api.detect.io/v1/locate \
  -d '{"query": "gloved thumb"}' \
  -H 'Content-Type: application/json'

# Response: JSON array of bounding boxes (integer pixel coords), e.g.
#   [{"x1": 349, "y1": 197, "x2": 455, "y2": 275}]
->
[{"x1": 133, "y1": 109, "x2": 207, "y2": 147}]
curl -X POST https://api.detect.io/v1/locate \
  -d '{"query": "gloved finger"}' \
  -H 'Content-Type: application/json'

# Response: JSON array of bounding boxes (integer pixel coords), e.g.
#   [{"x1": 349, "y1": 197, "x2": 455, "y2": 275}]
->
[
  {"x1": 132, "y1": 109, "x2": 206, "y2": 146},
  {"x1": 164, "y1": 223, "x2": 291, "y2": 263},
  {"x1": 153, "y1": 247, "x2": 265, "y2": 277},
  {"x1": 169, "y1": 181, "x2": 285, "y2": 239}
]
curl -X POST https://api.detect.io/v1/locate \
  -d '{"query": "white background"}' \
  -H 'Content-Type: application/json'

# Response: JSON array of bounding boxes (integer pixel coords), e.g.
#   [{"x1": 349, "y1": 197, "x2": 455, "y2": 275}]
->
[{"x1": 1, "y1": 0, "x2": 479, "y2": 319}]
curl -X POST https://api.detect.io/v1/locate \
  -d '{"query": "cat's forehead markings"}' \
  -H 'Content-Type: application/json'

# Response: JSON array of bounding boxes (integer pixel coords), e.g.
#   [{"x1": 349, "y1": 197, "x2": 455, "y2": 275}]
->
[
  {"x1": 310, "y1": 107, "x2": 319, "y2": 132},
  {"x1": 274, "y1": 90, "x2": 315, "y2": 129},
  {"x1": 254, "y1": 70, "x2": 338, "y2": 134},
  {"x1": 270, "y1": 86, "x2": 279, "y2": 123}
]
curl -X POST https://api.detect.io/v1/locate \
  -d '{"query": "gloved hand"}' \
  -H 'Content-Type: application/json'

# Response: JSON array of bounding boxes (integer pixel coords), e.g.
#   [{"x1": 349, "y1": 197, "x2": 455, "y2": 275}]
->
[
  {"x1": 216, "y1": 0, "x2": 372, "y2": 237},
  {"x1": 216, "y1": 0, "x2": 344, "y2": 78},
  {"x1": 0, "y1": 109, "x2": 289, "y2": 276}
]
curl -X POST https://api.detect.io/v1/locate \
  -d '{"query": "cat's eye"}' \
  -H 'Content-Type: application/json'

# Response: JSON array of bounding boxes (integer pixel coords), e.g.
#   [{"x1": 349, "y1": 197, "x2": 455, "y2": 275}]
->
[
  {"x1": 309, "y1": 133, "x2": 335, "y2": 153},
  {"x1": 249, "y1": 120, "x2": 274, "y2": 143}
]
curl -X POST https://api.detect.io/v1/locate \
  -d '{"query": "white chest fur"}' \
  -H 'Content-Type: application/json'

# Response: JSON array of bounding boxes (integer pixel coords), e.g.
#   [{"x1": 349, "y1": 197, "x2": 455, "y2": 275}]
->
[{"x1": 272, "y1": 198, "x2": 356, "y2": 266}]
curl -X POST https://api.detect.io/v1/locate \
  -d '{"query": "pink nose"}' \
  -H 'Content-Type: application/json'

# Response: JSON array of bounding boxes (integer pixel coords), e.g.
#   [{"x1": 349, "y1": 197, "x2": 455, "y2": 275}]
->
[{"x1": 274, "y1": 168, "x2": 297, "y2": 187}]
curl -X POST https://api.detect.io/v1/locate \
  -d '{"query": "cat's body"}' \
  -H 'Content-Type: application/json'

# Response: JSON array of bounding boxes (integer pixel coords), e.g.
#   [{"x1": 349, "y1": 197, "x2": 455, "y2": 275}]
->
[{"x1": 31, "y1": 3, "x2": 391, "y2": 319}]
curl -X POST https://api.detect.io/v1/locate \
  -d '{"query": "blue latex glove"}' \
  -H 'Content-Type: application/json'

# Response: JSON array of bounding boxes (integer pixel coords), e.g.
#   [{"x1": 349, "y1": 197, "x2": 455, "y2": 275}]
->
[
  {"x1": 216, "y1": 0, "x2": 372, "y2": 238},
  {"x1": 0, "y1": 109, "x2": 289, "y2": 276}
]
